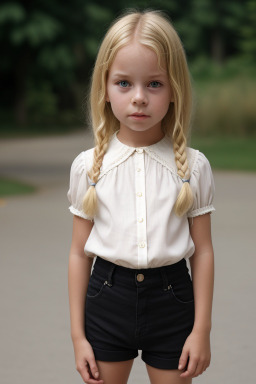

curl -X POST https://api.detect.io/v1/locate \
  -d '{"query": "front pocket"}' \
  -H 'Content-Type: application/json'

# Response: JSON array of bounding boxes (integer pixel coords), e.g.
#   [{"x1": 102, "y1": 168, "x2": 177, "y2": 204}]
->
[
  {"x1": 86, "y1": 273, "x2": 107, "y2": 299},
  {"x1": 168, "y1": 275, "x2": 194, "y2": 304}
]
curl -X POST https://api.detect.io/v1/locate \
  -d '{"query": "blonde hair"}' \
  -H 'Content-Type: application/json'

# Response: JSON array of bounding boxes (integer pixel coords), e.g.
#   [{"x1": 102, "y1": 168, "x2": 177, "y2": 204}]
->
[{"x1": 83, "y1": 9, "x2": 194, "y2": 218}]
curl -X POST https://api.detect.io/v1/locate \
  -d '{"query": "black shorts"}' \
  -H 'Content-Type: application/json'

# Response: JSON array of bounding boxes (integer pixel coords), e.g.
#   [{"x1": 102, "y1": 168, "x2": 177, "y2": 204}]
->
[{"x1": 84, "y1": 256, "x2": 195, "y2": 370}]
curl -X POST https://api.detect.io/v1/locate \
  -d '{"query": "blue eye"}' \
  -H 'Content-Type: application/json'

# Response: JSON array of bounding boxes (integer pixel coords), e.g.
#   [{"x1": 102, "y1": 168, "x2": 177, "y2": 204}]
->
[
  {"x1": 118, "y1": 81, "x2": 129, "y2": 88},
  {"x1": 149, "y1": 81, "x2": 161, "y2": 88}
]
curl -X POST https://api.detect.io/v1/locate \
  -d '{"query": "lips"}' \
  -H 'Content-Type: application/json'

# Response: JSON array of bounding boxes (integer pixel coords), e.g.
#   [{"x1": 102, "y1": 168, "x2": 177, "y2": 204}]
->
[
  {"x1": 130, "y1": 113, "x2": 149, "y2": 117},
  {"x1": 129, "y1": 114, "x2": 150, "y2": 121}
]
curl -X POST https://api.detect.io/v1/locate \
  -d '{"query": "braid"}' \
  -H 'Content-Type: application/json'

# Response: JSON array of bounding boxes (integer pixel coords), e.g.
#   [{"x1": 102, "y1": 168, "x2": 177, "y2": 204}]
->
[
  {"x1": 173, "y1": 122, "x2": 194, "y2": 217},
  {"x1": 82, "y1": 119, "x2": 111, "y2": 218},
  {"x1": 173, "y1": 127, "x2": 189, "y2": 180}
]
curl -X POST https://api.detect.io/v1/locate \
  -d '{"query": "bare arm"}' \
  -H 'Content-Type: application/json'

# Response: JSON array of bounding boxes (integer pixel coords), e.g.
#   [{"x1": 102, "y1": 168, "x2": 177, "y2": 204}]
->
[
  {"x1": 189, "y1": 213, "x2": 214, "y2": 333},
  {"x1": 68, "y1": 216, "x2": 104, "y2": 383},
  {"x1": 68, "y1": 215, "x2": 94, "y2": 341},
  {"x1": 179, "y1": 212, "x2": 214, "y2": 378}
]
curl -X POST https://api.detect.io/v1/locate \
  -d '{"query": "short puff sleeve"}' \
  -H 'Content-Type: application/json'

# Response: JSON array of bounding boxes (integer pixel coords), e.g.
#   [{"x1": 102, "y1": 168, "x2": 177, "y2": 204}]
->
[
  {"x1": 187, "y1": 151, "x2": 216, "y2": 218},
  {"x1": 67, "y1": 151, "x2": 93, "y2": 221}
]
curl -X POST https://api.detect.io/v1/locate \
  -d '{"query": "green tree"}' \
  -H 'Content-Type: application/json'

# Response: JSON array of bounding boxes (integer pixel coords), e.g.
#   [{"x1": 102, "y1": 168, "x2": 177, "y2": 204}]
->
[
  {"x1": 0, "y1": 0, "x2": 113, "y2": 125},
  {"x1": 179, "y1": 0, "x2": 246, "y2": 64},
  {"x1": 238, "y1": 0, "x2": 256, "y2": 61},
  {"x1": 0, "y1": 0, "x2": 255, "y2": 129}
]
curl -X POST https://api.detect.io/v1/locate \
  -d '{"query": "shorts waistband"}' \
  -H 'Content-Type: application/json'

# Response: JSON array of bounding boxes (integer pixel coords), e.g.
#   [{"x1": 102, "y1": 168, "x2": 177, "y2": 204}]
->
[{"x1": 92, "y1": 257, "x2": 189, "y2": 290}]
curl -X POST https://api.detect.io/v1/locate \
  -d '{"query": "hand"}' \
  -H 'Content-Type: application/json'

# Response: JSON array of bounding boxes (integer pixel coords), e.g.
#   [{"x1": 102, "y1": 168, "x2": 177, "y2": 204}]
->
[
  {"x1": 178, "y1": 328, "x2": 211, "y2": 378},
  {"x1": 73, "y1": 337, "x2": 104, "y2": 384}
]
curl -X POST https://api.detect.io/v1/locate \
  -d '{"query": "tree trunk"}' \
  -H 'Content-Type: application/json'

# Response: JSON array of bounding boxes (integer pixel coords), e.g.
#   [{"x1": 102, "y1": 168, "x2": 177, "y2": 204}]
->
[{"x1": 211, "y1": 27, "x2": 225, "y2": 64}]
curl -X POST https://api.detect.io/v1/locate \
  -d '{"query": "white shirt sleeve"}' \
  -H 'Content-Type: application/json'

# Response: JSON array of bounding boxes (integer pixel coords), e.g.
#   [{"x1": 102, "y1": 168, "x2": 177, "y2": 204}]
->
[
  {"x1": 187, "y1": 151, "x2": 216, "y2": 218},
  {"x1": 67, "y1": 151, "x2": 93, "y2": 220}
]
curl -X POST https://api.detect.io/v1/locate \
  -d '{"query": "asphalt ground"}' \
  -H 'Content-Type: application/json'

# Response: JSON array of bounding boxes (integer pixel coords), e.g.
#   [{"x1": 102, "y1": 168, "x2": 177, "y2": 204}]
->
[{"x1": 0, "y1": 130, "x2": 255, "y2": 384}]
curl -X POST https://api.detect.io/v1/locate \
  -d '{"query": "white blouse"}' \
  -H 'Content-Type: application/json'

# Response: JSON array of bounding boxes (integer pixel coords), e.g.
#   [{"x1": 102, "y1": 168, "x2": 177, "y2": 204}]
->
[{"x1": 67, "y1": 130, "x2": 216, "y2": 269}]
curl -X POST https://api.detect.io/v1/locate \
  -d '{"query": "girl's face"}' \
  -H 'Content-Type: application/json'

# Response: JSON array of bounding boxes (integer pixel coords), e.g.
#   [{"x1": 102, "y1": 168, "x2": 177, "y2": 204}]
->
[{"x1": 106, "y1": 42, "x2": 173, "y2": 136}]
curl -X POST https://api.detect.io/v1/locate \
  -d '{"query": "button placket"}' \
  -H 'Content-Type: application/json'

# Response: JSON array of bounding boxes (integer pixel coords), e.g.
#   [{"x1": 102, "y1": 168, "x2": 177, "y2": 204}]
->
[{"x1": 135, "y1": 148, "x2": 147, "y2": 268}]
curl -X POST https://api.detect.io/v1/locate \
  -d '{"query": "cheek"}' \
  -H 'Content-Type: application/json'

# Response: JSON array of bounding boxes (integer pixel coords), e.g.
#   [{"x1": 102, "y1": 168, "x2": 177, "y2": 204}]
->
[
  {"x1": 108, "y1": 96, "x2": 126, "y2": 119},
  {"x1": 107, "y1": 87, "x2": 119, "y2": 102},
  {"x1": 108, "y1": 89, "x2": 128, "y2": 108},
  {"x1": 153, "y1": 95, "x2": 171, "y2": 115}
]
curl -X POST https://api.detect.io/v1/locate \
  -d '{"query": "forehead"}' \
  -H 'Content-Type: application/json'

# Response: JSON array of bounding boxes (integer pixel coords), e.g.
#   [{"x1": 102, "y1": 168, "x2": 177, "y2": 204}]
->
[{"x1": 109, "y1": 42, "x2": 166, "y2": 75}]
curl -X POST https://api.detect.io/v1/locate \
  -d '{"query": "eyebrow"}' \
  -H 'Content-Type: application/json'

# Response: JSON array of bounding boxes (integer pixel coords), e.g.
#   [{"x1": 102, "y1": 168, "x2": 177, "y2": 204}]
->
[{"x1": 112, "y1": 73, "x2": 166, "y2": 78}]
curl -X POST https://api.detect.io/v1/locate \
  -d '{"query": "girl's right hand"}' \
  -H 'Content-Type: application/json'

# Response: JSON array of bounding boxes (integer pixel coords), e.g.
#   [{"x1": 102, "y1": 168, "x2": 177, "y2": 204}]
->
[{"x1": 73, "y1": 337, "x2": 104, "y2": 384}]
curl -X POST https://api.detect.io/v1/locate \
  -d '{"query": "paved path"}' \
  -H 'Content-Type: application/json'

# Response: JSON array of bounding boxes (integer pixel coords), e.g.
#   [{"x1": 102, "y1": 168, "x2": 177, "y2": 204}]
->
[{"x1": 0, "y1": 131, "x2": 255, "y2": 384}]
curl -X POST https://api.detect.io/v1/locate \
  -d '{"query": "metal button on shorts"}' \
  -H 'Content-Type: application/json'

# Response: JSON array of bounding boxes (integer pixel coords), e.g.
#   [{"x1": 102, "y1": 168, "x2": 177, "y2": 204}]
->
[{"x1": 136, "y1": 273, "x2": 144, "y2": 282}]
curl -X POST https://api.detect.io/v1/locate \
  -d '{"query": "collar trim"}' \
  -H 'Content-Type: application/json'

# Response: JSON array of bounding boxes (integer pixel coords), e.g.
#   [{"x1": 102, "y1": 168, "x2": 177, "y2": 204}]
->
[{"x1": 94, "y1": 130, "x2": 198, "y2": 181}]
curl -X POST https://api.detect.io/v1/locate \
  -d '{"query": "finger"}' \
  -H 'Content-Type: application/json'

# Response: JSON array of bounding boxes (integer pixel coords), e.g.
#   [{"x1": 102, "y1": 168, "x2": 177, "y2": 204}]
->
[
  {"x1": 178, "y1": 348, "x2": 189, "y2": 370},
  {"x1": 81, "y1": 370, "x2": 104, "y2": 384},
  {"x1": 83, "y1": 378, "x2": 104, "y2": 384},
  {"x1": 87, "y1": 358, "x2": 101, "y2": 380},
  {"x1": 78, "y1": 362, "x2": 103, "y2": 384},
  {"x1": 193, "y1": 361, "x2": 204, "y2": 377},
  {"x1": 180, "y1": 358, "x2": 198, "y2": 378},
  {"x1": 84, "y1": 379, "x2": 104, "y2": 384}
]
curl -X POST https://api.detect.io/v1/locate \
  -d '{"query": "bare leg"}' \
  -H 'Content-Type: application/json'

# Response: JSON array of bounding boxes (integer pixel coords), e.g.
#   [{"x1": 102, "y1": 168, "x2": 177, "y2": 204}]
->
[
  {"x1": 95, "y1": 359, "x2": 134, "y2": 384},
  {"x1": 146, "y1": 364, "x2": 192, "y2": 384}
]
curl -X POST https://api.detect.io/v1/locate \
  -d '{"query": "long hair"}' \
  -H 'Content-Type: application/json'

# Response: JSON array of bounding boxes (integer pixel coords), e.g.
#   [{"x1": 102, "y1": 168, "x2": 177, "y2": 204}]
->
[{"x1": 82, "y1": 9, "x2": 194, "y2": 218}]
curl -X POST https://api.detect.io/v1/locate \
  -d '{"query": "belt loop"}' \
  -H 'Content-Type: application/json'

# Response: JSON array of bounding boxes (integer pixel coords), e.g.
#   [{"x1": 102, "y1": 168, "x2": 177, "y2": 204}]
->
[
  {"x1": 160, "y1": 267, "x2": 171, "y2": 291},
  {"x1": 104, "y1": 263, "x2": 116, "y2": 287}
]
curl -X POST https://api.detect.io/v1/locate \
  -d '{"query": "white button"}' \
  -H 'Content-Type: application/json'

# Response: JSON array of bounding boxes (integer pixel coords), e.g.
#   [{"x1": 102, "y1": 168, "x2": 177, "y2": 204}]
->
[
  {"x1": 136, "y1": 148, "x2": 143, "y2": 153},
  {"x1": 137, "y1": 168, "x2": 141, "y2": 172},
  {"x1": 138, "y1": 218, "x2": 144, "y2": 223},
  {"x1": 136, "y1": 192, "x2": 142, "y2": 197},
  {"x1": 138, "y1": 241, "x2": 146, "y2": 248}
]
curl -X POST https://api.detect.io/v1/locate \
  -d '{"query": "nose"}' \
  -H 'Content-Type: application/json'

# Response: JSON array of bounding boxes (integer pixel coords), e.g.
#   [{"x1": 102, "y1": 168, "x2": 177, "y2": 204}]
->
[{"x1": 131, "y1": 86, "x2": 148, "y2": 105}]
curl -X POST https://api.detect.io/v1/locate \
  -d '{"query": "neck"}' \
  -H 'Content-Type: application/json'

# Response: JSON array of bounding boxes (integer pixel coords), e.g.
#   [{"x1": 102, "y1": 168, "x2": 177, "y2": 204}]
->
[{"x1": 116, "y1": 128, "x2": 165, "y2": 148}]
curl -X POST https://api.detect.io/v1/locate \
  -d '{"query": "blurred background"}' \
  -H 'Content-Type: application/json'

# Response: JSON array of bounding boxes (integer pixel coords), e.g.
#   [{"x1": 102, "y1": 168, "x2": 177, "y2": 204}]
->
[
  {"x1": 0, "y1": 0, "x2": 255, "y2": 137},
  {"x1": 0, "y1": 0, "x2": 255, "y2": 174},
  {"x1": 0, "y1": 1, "x2": 256, "y2": 384}
]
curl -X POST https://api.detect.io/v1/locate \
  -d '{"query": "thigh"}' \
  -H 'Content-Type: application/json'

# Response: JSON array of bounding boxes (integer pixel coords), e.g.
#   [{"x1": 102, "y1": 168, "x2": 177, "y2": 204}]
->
[
  {"x1": 146, "y1": 364, "x2": 192, "y2": 384},
  {"x1": 95, "y1": 359, "x2": 134, "y2": 384}
]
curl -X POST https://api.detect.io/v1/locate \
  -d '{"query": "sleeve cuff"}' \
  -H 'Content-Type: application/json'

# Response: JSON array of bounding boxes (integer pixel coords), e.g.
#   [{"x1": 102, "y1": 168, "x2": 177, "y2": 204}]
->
[
  {"x1": 187, "y1": 205, "x2": 216, "y2": 218},
  {"x1": 68, "y1": 206, "x2": 94, "y2": 222}
]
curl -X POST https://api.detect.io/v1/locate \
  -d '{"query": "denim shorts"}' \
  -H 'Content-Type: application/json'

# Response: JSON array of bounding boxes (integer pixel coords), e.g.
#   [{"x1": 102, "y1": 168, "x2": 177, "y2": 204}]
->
[{"x1": 84, "y1": 256, "x2": 195, "y2": 370}]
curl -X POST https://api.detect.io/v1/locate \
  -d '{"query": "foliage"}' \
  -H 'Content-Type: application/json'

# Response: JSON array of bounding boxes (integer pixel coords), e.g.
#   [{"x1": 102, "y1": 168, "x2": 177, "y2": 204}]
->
[
  {"x1": 238, "y1": 0, "x2": 256, "y2": 61},
  {"x1": 192, "y1": 74, "x2": 256, "y2": 137},
  {"x1": 0, "y1": 0, "x2": 255, "y2": 135}
]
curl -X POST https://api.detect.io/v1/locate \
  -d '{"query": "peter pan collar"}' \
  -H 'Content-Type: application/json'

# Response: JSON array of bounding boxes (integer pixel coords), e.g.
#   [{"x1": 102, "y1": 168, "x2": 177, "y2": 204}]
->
[{"x1": 96, "y1": 130, "x2": 199, "y2": 180}]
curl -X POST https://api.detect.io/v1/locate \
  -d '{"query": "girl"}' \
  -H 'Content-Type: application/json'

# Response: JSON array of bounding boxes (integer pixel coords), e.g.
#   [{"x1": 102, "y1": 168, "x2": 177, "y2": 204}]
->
[{"x1": 67, "y1": 9, "x2": 215, "y2": 384}]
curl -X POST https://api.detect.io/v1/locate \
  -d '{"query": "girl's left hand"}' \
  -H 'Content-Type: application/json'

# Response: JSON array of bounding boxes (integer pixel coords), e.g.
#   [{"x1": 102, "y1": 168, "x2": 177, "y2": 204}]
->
[{"x1": 178, "y1": 328, "x2": 211, "y2": 378}]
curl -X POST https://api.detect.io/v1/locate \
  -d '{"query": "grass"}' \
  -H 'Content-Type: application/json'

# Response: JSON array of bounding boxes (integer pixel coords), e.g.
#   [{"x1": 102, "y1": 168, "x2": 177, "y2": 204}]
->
[
  {"x1": 192, "y1": 75, "x2": 256, "y2": 137},
  {"x1": 190, "y1": 134, "x2": 256, "y2": 172},
  {"x1": 0, "y1": 177, "x2": 37, "y2": 198}
]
